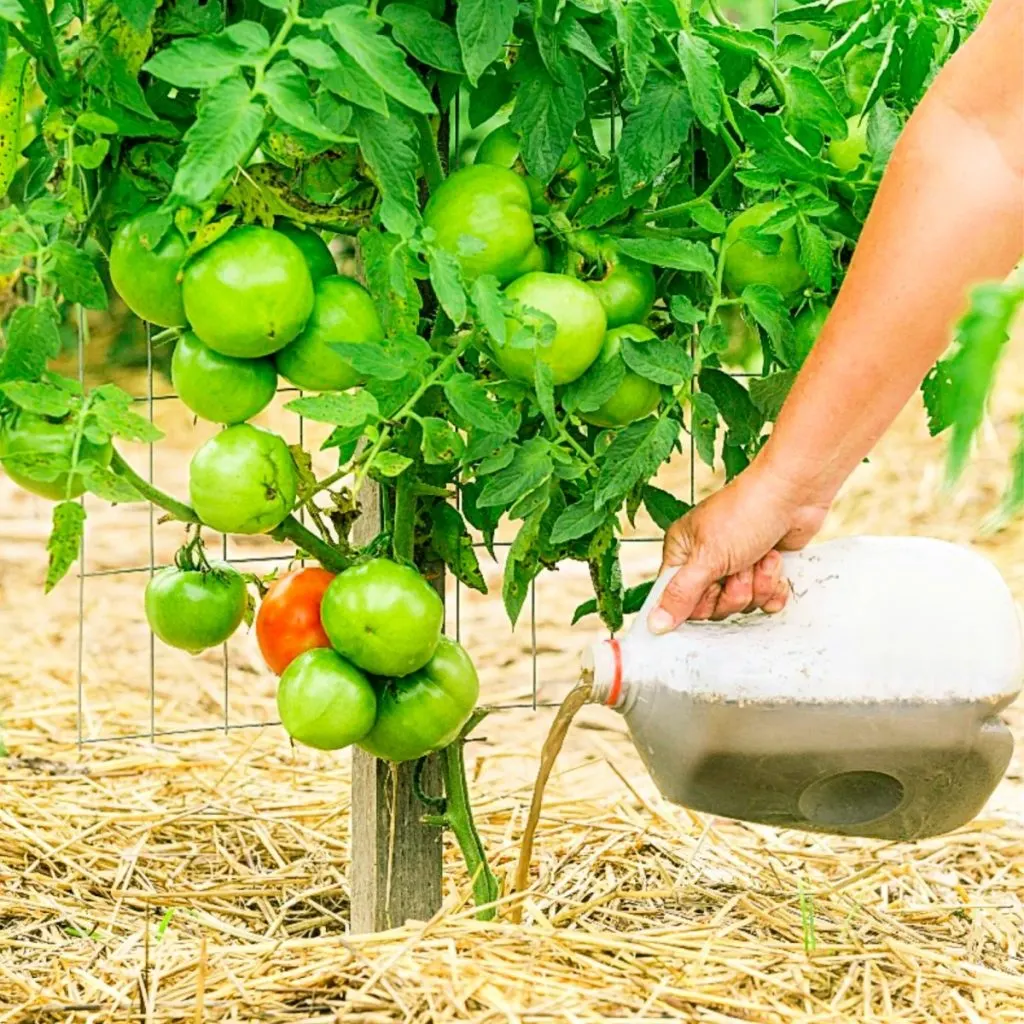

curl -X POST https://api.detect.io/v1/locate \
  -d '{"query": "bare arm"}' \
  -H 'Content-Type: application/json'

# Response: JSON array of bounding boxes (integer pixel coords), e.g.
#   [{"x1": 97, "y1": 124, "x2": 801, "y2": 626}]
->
[{"x1": 650, "y1": 0, "x2": 1024, "y2": 633}]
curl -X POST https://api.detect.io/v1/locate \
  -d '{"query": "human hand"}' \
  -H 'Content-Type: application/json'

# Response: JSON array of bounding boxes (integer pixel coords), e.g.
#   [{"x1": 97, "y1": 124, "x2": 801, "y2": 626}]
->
[{"x1": 647, "y1": 461, "x2": 832, "y2": 634}]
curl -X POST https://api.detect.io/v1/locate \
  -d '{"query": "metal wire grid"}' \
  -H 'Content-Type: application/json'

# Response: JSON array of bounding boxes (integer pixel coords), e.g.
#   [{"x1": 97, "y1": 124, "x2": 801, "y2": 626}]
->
[{"x1": 71, "y1": 91, "x2": 750, "y2": 748}]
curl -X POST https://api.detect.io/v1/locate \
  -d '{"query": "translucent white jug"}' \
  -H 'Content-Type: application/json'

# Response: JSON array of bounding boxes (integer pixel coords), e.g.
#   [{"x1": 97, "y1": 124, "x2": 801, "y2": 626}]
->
[{"x1": 582, "y1": 537, "x2": 1023, "y2": 839}]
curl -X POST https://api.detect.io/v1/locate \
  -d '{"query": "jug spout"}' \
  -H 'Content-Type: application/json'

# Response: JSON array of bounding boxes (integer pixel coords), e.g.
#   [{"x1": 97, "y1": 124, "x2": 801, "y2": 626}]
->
[{"x1": 580, "y1": 638, "x2": 630, "y2": 710}]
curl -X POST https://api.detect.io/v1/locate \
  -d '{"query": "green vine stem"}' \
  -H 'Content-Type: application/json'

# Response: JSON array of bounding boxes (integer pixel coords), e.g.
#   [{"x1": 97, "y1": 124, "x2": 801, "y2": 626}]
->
[
  {"x1": 109, "y1": 450, "x2": 352, "y2": 573},
  {"x1": 391, "y1": 471, "x2": 417, "y2": 563},
  {"x1": 438, "y1": 721, "x2": 500, "y2": 920}
]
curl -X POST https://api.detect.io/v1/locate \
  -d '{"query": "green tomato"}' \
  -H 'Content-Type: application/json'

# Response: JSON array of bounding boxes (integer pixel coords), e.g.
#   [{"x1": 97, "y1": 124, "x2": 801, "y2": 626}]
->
[
  {"x1": 475, "y1": 123, "x2": 594, "y2": 217},
  {"x1": 275, "y1": 276, "x2": 384, "y2": 391},
  {"x1": 718, "y1": 305, "x2": 762, "y2": 372},
  {"x1": 583, "y1": 243, "x2": 656, "y2": 329},
  {"x1": 189, "y1": 424, "x2": 297, "y2": 535},
  {"x1": 145, "y1": 562, "x2": 247, "y2": 654},
  {"x1": 845, "y1": 47, "x2": 883, "y2": 109},
  {"x1": 423, "y1": 164, "x2": 536, "y2": 284},
  {"x1": 580, "y1": 325, "x2": 662, "y2": 429},
  {"x1": 723, "y1": 202, "x2": 809, "y2": 298},
  {"x1": 828, "y1": 115, "x2": 870, "y2": 175},
  {"x1": 277, "y1": 648, "x2": 377, "y2": 751},
  {"x1": 495, "y1": 272, "x2": 607, "y2": 386},
  {"x1": 0, "y1": 411, "x2": 112, "y2": 501},
  {"x1": 171, "y1": 332, "x2": 277, "y2": 424},
  {"x1": 181, "y1": 226, "x2": 315, "y2": 358},
  {"x1": 321, "y1": 558, "x2": 444, "y2": 678},
  {"x1": 273, "y1": 222, "x2": 337, "y2": 282},
  {"x1": 359, "y1": 637, "x2": 479, "y2": 763},
  {"x1": 512, "y1": 242, "x2": 550, "y2": 276},
  {"x1": 109, "y1": 210, "x2": 188, "y2": 328},
  {"x1": 790, "y1": 302, "x2": 829, "y2": 367}
]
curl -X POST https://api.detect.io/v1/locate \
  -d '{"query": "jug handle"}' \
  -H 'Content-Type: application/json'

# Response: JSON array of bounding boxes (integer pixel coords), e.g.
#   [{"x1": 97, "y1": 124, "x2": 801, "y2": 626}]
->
[{"x1": 633, "y1": 557, "x2": 798, "y2": 636}]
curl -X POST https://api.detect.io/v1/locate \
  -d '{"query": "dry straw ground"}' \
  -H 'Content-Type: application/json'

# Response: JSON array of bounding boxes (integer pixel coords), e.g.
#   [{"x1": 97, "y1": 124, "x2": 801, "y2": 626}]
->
[{"x1": 1, "y1": 328, "x2": 1024, "y2": 1022}]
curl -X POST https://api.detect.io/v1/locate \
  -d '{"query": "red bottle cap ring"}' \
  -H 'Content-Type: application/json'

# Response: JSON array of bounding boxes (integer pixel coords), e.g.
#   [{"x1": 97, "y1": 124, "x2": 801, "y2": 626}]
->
[{"x1": 605, "y1": 637, "x2": 622, "y2": 707}]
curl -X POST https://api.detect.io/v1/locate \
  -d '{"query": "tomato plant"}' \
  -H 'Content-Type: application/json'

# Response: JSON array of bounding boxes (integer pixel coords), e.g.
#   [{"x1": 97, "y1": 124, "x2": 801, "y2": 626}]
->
[{"x1": 0, "y1": 0, "x2": 993, "y2": 918}]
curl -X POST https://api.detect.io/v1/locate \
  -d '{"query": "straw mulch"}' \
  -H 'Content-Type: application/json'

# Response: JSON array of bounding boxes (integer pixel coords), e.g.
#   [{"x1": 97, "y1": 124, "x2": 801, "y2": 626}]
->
[{"x1": 2, "y1": 329, "x2": 1024, "y2": 1022}]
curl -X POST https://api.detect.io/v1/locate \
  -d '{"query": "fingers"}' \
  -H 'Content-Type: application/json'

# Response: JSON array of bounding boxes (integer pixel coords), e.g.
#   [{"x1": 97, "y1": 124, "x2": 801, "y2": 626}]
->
[
  {"x1": 710, "y1": 569, "x2": 753, "y2": 621},
  {"x1": 648, "y1": 551, "x2": 718, "y2": 634},
  {"x1": 749, "y1": 551, "x2": 783, "y2": 610},
  {"x1": 762, "y1": 576, "x2": 790, "y2": 614}
]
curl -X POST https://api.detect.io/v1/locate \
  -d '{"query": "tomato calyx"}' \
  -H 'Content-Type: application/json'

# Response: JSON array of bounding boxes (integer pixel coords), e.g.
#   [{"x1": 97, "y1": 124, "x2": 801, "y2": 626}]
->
[{"x1": 567, "y1": 231, "x2": 657, "y2": 330}]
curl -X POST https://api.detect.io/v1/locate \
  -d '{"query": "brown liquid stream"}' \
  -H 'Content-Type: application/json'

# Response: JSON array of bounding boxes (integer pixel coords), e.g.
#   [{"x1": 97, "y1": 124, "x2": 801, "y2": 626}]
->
[{"x1": 509, "y1": 672, "x2": 594, "y2": 924}]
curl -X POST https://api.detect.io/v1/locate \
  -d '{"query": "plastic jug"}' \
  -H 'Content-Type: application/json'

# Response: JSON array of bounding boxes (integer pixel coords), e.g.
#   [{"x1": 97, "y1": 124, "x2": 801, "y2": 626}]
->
[{"x1": 581, "y1": 536, "x2": 1023, "y2": 840}]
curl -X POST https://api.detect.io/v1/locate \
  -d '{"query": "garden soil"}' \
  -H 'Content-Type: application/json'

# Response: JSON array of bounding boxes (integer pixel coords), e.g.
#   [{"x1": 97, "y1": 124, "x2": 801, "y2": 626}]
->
[{"x1": 1, "y1": 328, "x2": 1023, "y2": 1021}]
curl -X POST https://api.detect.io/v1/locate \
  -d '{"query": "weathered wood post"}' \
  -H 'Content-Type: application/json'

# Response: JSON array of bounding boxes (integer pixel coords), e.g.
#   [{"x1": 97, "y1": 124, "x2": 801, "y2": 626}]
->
[{"x1": 350, "y1": 483, "x2": 444, "y2": 932}]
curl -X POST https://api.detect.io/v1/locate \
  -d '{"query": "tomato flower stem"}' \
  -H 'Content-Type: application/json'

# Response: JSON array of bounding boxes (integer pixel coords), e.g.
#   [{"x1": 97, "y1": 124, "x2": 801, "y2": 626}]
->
[{"x1": 109, "y1": 450, "x2": 352, "y2": 573}]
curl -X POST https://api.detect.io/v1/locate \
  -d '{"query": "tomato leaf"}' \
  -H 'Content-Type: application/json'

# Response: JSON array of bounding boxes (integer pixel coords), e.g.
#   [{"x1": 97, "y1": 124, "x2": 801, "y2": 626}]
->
[
  {"x1": 260, "y1": 61, "x2": 343, "y2": 142},
  {"x1": 1, "y1": 377, "x2": 77, "y2": 418},
  {"x1": 562, "y1": 354, "x2": 625, "y2": 414},
  {"x1": 614, "y1": 237, "x2": 714, "y2": 276},
  {"x1": 81, "y1": 462, "x2": 143, "y2": 503},
  {"x1": 796, "y1": 219, "x2": 833, "y2": 291},
  {"x1": 533, "y1": 360, "x2": 557, "y2": 430},
  {"x1": 45, "y1": 501, "x2": 85, "y2": 593},
  {"x1": 612, "y1": 0, "x2": 654, "y2": 103},
  {"x1": 621, "y1": 335, "x2": 692, "y2": 385},
  {"x1": 317, "y1": 50, "x2": 390, "y2": 116},
  {"x1": 549, "y1": 498, "x2": 607, "y2": 545},
  {"x1": 572, "y1": 578, "x2": 653, "y2": 625},
  {"x1": 0, "y1": 302, "x2": 61, "y2": 385},
  {"x1": 643, "y1": 484, "x2": 690, "y2": 530},
  {"x1": 51, "y1": 242, "x2": 107, "y2": 310},
  {"x1": 677, "y1": 31, "x2": 722, "y2": 132},
  {"x1": 142, "y1": 33, "x2": 254, "y2": 89},
  {"x1": 730, "y1": 103, "x2": 831, "y2": 182},
  {"x1": 371, "y1": 451, "x2": 412, "y2": 478},
  {"x1": 351, "y1": 104, "x2": 420, "y2": 238},
  {"x1": 740, "y1": 285, "x2": 790, "y2": 349},
  {"x1": 689, "y1": 391, "x2": 718, "y2": 467},
  {"x1": 359, "y1": 229, "x2": 422, "y2": 337},
  {"x1": 749, "y1": 370, "x2": 796, "y2": 421},
  {"x1": 427, "y1": 246, "x2": 467, "y2": 326},
  {"x1": 285, "y1": 391, "x2": 379, "y2": 427},
  {"x1": 587, "y1": 521, "x2": 623, "y2": 631},
  {"x1": 470, "y1": 275, "x2": 507, "y2": 344},
  {"x1": 618, "y1": 78, "x2": 693, "y2": 196},
  {"x1": 476, "y1": 438, "x2": 554, "y2": 509},
  {"x1": 866, "y1": 100, "x2": 901, "y2": 175},
  {"x1": 172, "y1": 73, "x2": 265, "y2": 204},
  {"x1": 287, "y1": 37, "x2": 339, "y2": 71},
  {"x1": 325, "y1": 6, "x2": 436, "y2": 115},
  {"x1": 510, "y1": 48, "x2": 586, "y2": 185},
  {"x1": 420, "y1": 417, "x2": 465, "y2": 464},
  {"x1": 698, "y1": 368, "x2": 763, "y2": 446},
  {"x1": 595, "y1": 415, "x2": 678, "y2": 508},
  {"x1": 382, "y1": 4, "x2": 463, "y2": 74},
  {"x1": 457, "y1": 0, "x2": 517, "y2": 86},
  {"x1": 444, "y1": 373, "x2": 517, "y2": 437},
  {"x1": 429, "y1": 502, "x2": 486, "y2": 593},
  {"x1": 783, "y1": 66, "x2": 846, "y2": 138}
]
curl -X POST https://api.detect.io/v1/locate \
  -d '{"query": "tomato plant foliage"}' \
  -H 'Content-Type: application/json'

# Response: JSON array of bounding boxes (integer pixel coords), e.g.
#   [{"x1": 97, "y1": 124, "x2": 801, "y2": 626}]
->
[{"x1": 0, "y1": 0, "x2": 995, "y2": 624}]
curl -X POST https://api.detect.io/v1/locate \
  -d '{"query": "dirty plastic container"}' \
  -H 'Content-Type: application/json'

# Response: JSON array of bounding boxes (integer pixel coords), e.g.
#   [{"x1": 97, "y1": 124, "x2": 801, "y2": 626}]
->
[{"x1": 582, "y1": 537, "x2": 1023, "y2": 840}]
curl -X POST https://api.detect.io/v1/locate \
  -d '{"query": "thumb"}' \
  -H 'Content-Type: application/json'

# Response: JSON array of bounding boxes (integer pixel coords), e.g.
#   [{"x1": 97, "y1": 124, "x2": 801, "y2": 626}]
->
[{"x1": 648, "y1": 552, "x2": 720, "y2": 635}]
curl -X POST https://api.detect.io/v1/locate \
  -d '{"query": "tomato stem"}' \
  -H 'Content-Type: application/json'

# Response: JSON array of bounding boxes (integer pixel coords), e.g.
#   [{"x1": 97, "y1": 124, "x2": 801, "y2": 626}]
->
[
  {"x1": 391, "y1": 471, "x2": 417, "y2": 563},
  {"x1": 439, "y1": 735, "x2": 500, "y2": 920},
  {"x1": 109, "y1": 450, "x2": 353, "y2": 574}
]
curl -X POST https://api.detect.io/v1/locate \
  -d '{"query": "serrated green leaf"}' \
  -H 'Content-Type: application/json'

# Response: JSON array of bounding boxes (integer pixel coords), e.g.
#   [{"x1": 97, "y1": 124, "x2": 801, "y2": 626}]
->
[
  {"x1": 382, "y1": 4, "x2": 463, "y2": 73},
  {"x1": 443, "y1": 373, "x2": 516, "y2": 436},
  {"x1": 612, "y1": 0, "x2": 654, "y2": 103},
  {"x1": 325, "y1": 5, "x2": 436, "y2": 114},
  {"x1": 549, "y1": 499, "x2": 607, "y2": 545},
  {"x1": 285, "y1": 391, "x2": 379, "y2": 427},
  {"x1": 690, "y1": 390, "x2": 718, "y2": 467},
  {"x1": 595, "y1": 415, "x2": 678, "y2": 507},
  {"x1": 421, "y1": 416, "x2": 464, "y2": 464},
  {"x1": 45, "y1": 501, "x2": 85, "y2": 593},
  {"x1": 318, "y1": 49, "x2": 389, "y2": 116},
  {"x1": 622, "y1": 335, "x2": 691, "y2": 386},
  {"x1": 429, "y1": 501, "x2": 486, "y2": 592},
  {"x1": 698, "y1": 368, "x2": 763, "y2": 446},
  {"x1": 572, "y1": 578, "x2": 653, "y2": 625},
  {"x1": 352, "y1": 104, "x2": 420, "y2": 238},
  {"x1": 142, "y1": 32, "x2": 250, "y2": 88},
  {"x1": 643, "y1": 484, "x2": 690, "y2": 530},
  {"x1": 614, "y1": 237, "x2": 714, "y2": 276},
  {"x1": 563, "y1": 354, "x2": 625, "y2": 414},
  {"x1": 0, "y1": 302, "x2": 61, "y2": 384},
  {"x1": 477, "y1": 438, "x2": 554, "y2": 509},
  {"x1": 783, "y1": 66, "x2": 846, "y2": 137},
  {"x1": 371, "y1": 450, "x2": 412, "y2": 477},
  {"x1": 261, "y1": 61, "x2": 343, "y2": 141},
  {"x1": 677, "y1": 31, "x2": 722, "y2": 131},
  {"x1": 427, "y1": 246, "x2": 467, "y2": 325},
  {"x1": 470, "y1": 274, "x2": 506, "y2": 344},
  {"x1": 796, "y1": 219, "x2": 833, "y2": 291},
  {"x1": 1, "y1": 378, "x2": 76, "y2": 417},
  {"x1": 51, "y1": 242, "x2": 107, "y2": 310},
  {"x1": 503, "y1": 503, "x2": 544, "y2": 626},
  {"x1": 740, "y1": 286, "x2": 790, "y2": 348},
  {"x1": 669, "y1": 294, "x2": 705, "y2": 326},
  {"x1": 749, "y1": 370, "x2": 796, "y2": 420},
  {"x1": 534, "y1": 360, "x2": 556, "y2": 429},
  {"x1": 82, "y1": 462, "x2": 143, "y2": 503},
  {"x1": 457, "y1": 0, "x2": 516, "y2": 85},
  {"x1": 287, "y1": 36, "x2": 339, "y2": 71},
  {"x1": 171, "y1": 73, "x2": 265, "y2": 204},
  {"x1": 618, "y1": 78, "x2": 692, "y2": 195}
]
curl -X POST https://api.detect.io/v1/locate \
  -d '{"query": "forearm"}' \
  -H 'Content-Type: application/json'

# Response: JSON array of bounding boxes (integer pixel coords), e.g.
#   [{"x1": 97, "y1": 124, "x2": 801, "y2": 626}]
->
[{"x1": 759, "y1": 1, "x2": 1024, "y2": 503}]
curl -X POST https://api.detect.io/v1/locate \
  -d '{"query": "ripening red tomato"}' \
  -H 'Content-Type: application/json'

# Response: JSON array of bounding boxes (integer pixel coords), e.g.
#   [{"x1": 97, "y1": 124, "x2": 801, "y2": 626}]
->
[{"x1": 256, "y1": 567, "x2": 335, "y2": 675}]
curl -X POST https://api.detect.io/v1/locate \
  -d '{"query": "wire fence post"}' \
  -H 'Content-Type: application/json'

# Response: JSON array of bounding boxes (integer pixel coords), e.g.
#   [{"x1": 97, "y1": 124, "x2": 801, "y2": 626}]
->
[{"x1": 349, "y1": 481, "x2": 444, "y2": 932}]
